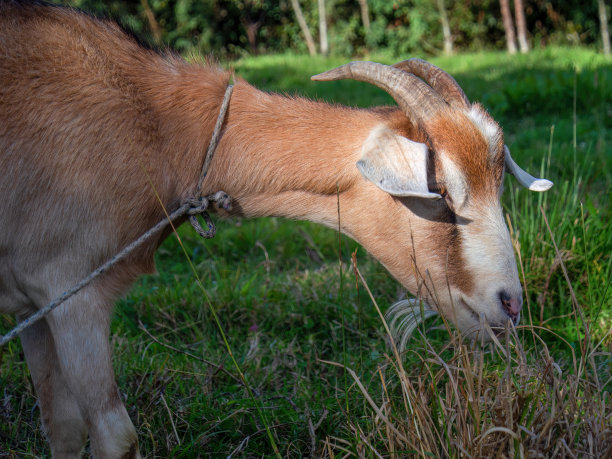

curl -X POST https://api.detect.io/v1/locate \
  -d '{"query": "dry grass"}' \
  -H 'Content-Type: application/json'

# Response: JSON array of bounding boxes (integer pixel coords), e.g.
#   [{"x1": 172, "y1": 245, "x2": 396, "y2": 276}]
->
[
  {"x1": 319, "y1": 235, "x2": 611, "y2": 458},
  {"x1": 325, "y1": 324, "x2": 611, "y2": 457}
]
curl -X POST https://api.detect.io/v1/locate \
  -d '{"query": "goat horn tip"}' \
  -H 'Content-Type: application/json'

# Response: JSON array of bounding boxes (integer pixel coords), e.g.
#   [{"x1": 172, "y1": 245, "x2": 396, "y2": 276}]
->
[
  {"x1": 311, "y1": 71, "x2": 338, "y2": 82},
  {"x1": 311, "y1": 65, "x2": 352, "y2": 82}
]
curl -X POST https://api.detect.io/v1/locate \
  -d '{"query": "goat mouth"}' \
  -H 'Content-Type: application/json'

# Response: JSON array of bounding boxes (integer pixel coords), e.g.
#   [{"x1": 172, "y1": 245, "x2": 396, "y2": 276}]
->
[
  {"x1": 457, "y1": 297, "x2": 480, "y2": 323},
  {"x1": 457, "y1": 298, "x2": 507, "y2": 337}
]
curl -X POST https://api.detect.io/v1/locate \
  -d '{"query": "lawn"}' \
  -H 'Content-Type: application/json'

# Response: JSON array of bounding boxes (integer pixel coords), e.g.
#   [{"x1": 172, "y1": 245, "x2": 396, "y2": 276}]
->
[{"x1": 1, "y1": 47, "x2": 610, "y2": 457}]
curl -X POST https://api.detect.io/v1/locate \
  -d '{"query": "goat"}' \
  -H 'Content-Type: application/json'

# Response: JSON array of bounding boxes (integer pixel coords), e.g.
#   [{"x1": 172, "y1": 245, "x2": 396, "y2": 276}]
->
[{"x1": 0, "y1": 1, "x2": 552, "y2": 457}]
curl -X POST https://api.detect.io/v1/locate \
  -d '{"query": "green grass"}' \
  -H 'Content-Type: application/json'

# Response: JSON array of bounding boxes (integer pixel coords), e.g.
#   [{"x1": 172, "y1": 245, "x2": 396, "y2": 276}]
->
[{"x1": 1, "y1": 47, "x2": 610, "y2": 457}]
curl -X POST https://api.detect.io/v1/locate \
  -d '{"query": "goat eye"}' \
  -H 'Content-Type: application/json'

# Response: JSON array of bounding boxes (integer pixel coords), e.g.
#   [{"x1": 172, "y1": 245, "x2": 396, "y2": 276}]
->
[{"x1": 431, "y1": 185, "x2": 447, "y2": 197}]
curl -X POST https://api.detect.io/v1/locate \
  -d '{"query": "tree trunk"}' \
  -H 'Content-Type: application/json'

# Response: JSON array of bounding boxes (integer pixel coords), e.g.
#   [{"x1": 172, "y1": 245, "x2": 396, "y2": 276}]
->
[
  {"x1": 436, "y1": 0, "x2": 453, "y2": 55},
  {"x1": 318, "y1": 0, "x2": 328, "y2": 56},
  {"x1": 290, "y1": 0, "x2": 317, "y2": 56},
  {"x1": 140, "y1": 0, "x2": 161, "y2": 43},
  {"x1": 242, "y1": 18, "x2": 263, "y2": 54},
  {"x1": 500, "y1": 0, "x2": 517, "y2": 54},
  {"x1": 358, "y1": 0, "x2": 370, "y2": 31},
  {"x1": 599, "y1": 0, "x2": 611, "y2": 56},
  {"x1": 514, "y1": 0, "x2": 529, "y2": 53}
]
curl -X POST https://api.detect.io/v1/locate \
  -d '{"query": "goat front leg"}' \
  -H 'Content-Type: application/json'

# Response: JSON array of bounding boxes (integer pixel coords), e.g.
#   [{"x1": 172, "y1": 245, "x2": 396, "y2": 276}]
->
[
  {"x1": 19, "y1": 316, "x2": 88, "y2": 458},
  {"x1": 44, "y1": 288, "x2": 141, "y2": 459}
]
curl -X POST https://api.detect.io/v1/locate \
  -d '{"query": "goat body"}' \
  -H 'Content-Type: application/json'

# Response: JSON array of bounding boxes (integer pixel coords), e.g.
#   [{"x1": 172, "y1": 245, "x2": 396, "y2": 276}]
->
[{"x1": 0, "y1": 1, "x2": 551, "y2": 457}]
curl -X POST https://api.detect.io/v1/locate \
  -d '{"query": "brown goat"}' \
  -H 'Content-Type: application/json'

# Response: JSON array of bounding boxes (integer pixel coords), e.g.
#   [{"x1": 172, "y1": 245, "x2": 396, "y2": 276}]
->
[{"x1": 0, "y1": 1, "x2": 552, "y2": 457}]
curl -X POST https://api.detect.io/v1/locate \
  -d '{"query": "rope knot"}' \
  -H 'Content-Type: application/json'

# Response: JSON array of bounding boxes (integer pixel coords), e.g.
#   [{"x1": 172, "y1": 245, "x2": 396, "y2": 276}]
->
[
  {"x1": 0, "y1": 84, "x2": 235, "y2": 347},
  {"x1": 184, "y1": 191, "x2": 232, "y2": 239},
  {"x1": 209, "y1": 191, "x2": 232, "y2": 211}
]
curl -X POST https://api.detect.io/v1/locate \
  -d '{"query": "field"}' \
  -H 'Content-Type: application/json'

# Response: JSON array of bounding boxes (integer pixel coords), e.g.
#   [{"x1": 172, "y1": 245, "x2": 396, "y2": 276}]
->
[{"x1": 1, "y1": 47, "x2": 610, "y2": 457}]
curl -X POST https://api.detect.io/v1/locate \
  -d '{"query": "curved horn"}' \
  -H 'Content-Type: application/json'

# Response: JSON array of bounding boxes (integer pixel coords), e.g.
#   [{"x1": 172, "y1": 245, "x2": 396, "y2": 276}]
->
[
  {"x1": 311, "y1": 61, "x2": 447, "y2": 125},
  {"x1": 504, "y1": 146, "x2": 553, "y2": 191},
  {"x1": 393, "y1": 58, "x2": 470, "y2": 109}
]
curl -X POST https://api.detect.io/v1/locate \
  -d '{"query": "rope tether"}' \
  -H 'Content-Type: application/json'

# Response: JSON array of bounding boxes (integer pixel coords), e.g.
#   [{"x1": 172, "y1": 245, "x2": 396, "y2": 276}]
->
[{"x1": 0, "y1": 83, "x2": 234, "y2": 347}]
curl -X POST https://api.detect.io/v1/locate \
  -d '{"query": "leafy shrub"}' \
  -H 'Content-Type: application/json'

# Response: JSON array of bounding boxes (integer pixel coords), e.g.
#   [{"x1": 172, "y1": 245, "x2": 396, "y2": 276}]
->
[{"x1": 59, "y1": 0, "x2": 608, "y2": 57}]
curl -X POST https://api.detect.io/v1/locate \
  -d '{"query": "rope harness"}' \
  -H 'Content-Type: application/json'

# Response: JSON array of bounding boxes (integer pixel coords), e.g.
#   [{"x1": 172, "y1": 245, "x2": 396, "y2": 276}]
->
[{"x1": 0, "y1": 84, "x2": 234, "y2": 347}]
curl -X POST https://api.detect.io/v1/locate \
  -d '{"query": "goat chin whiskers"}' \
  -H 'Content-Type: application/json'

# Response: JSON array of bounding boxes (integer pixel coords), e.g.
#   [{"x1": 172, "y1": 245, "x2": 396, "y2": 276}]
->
[{"x1": 385, "y1": 299, "x2": 438, "y2": 352}]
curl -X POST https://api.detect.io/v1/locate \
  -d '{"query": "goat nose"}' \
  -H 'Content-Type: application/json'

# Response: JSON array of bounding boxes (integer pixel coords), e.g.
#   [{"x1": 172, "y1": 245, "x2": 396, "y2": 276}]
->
[{"x1": 499, "y1": 290, "x2": 522, "y2": 323}]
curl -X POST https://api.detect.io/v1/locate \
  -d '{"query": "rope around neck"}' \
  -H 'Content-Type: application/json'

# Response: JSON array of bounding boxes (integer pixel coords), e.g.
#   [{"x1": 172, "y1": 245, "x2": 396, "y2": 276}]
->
[
  {"x1": 0, "y1": 83, "x2": 234, "y2": 347},
  {"x1": 187, "y1": 83, "x2": 234, "y2": 238}
]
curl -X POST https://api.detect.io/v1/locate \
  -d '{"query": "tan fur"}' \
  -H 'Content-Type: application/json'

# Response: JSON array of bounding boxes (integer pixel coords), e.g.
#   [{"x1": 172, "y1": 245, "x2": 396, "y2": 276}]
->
[
  {"x1": 1, "y1": 2, "x2": 517, "y2": 457},
  {"x1": 427, "y1": 109, "x2": 505, "y2": 197}
]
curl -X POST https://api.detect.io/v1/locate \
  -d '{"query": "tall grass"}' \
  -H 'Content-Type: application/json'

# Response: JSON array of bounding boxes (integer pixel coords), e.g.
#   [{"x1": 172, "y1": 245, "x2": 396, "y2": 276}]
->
[
  {"x1": 327, "y1": 250, "x2": 610, "y2": 457},
  {"x1": 0, "y1": 47, "x2": 610, "y2": 457}
]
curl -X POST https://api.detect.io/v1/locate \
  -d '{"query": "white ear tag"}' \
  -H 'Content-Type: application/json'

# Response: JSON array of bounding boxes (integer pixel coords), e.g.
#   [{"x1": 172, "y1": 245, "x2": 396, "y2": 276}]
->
[
  {"x1": 357, "y1": 126, "x2": 441, "y2": 199},
  {"x1": 504, "y1": 145, "x2": 553, "y2": 191}
]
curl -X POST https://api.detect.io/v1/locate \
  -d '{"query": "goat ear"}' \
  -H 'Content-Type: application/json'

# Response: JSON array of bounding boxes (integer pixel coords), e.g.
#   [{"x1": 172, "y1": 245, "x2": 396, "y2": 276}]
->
[
  {"x1": 504, "y1": 145, "x2": 553, "y2": 191},
  {"x1": 357, "y1": 126, "x2": 441, "y2": 199}
]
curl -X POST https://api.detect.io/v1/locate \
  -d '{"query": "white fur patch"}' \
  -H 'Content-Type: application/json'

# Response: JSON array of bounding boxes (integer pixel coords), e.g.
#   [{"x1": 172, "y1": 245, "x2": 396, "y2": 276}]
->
[
  {"x1": 458, "y1": 204, "x2": 522, "y2": 323},
  {"x1": 438, "y1": 153, "x2": 468, "y2": 208},
  {"x1": 467, "y1": 106, "x2": 502, "y2": 158}
]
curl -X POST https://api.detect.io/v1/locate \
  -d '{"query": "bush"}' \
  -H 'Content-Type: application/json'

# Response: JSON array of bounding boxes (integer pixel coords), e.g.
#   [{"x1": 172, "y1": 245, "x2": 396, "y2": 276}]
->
[{"x1": 59, "y1": 0, "x2": 608, "y2": 58}]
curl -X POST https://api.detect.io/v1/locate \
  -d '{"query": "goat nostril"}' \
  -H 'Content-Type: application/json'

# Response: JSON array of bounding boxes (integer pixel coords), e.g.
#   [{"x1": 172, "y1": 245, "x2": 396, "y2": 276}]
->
[{"x1": 499, "y1": 290, "x2": 522, "y2": 323}]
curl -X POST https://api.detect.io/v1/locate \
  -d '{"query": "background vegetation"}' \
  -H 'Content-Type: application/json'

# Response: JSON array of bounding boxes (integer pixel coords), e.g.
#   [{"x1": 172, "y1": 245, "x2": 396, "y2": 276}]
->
[
  {"x1": 1, "y1": 1, "x2": 611, "y2": 457},
  {"x1": 51, "y1": 0, "x2": 608, "y2": 58}
]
